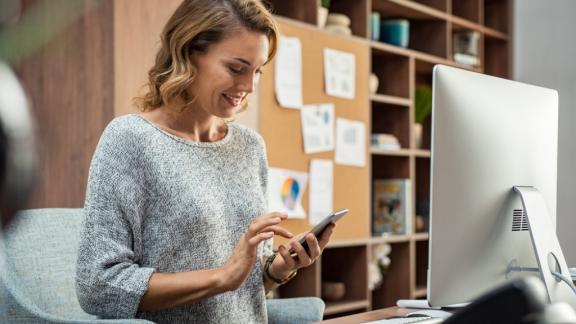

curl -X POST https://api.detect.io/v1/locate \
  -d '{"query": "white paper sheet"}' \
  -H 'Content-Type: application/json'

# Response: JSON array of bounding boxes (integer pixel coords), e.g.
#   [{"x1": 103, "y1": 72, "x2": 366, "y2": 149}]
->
[
  {"x1": 268, "y1": 167, "x2": 308, "y2": 218},
  {"x1": 275, "y1": 36, "x2": 303, "y2": 109},
  {"x1": 335, "y1": 118, "x2": 366, "y2": 167},
  {"x1": 323, "y1": 48, "x2": 356, "y2": 99},
  {"x1": 300, "y1": 103, "x2": 335, "y2": 154},
  {"x1": 309, "y1": 159, "x2": 334, "y2": 225}
]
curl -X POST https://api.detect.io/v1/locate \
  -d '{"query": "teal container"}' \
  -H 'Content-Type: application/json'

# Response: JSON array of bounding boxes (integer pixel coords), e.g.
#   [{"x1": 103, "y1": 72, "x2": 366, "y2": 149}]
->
[
  {"x1": 370, "y1": 12, "x2": 381, "y2": 41},
  {"x1": 380, "y1": 19, "x2": 410, "y2": 48}
]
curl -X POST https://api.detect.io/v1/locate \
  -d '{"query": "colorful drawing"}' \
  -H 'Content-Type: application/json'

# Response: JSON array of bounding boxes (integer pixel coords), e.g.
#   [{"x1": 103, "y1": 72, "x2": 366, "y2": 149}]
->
[
  {"x1": 281, "y1": 177, "x2": 300, "y2": 210},
  {"x1": 268, "y1": 167, "x2": 308, "y2": 219}
]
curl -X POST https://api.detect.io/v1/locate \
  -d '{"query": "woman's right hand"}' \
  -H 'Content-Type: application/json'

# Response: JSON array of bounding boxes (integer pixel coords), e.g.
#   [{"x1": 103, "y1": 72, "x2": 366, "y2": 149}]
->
[{"x1": 221, "y1": 211, "x2": 292, "y2": 291}]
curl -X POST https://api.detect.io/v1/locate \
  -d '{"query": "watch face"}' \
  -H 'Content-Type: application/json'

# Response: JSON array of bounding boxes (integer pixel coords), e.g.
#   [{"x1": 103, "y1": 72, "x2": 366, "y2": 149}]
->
[{"x1": 0, "y1": 61, "x2": 37, "y2": 227}]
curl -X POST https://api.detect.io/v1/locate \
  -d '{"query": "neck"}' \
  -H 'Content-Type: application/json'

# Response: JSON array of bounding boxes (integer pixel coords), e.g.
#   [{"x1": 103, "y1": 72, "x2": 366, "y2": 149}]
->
[{"x1": 141, "y1": 104, "x2": 227, "y2": 143}]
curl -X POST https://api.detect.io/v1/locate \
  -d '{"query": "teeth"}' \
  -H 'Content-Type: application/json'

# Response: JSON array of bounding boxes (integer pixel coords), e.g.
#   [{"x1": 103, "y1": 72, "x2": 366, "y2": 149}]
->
[
  {"x1": 224, "y1": 94, "x2": 242, "y2": 105},
  {"x1": 225, "y1": 94, "x2": 241, "y2": 100}
]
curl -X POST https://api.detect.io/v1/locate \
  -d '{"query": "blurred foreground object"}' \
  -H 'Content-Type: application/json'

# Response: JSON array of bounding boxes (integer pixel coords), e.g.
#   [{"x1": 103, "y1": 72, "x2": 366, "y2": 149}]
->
[{"x1": 0, "y1": 61, "x2": 36, "y2": 227}]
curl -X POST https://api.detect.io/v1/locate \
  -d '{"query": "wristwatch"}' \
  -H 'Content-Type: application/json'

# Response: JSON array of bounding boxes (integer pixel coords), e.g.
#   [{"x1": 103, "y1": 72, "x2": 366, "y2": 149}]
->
[{"x1": 264, "y1": 253, "x2": 297, "y2": 285}]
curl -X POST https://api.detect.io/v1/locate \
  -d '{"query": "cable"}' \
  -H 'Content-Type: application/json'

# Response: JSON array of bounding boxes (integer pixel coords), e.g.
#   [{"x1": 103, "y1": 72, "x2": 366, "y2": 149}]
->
[
  {"x1": 507, "y1": 266, "x2": 576, "y2": 297},
  {"x1": 551, "y1": 271, "x2": 576, "y2": 297}
]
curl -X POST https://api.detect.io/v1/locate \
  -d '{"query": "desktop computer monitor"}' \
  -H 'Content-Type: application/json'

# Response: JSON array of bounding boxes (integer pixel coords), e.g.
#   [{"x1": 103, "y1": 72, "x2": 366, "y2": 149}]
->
[{"x1": 427, "y1": 65, "x2": 576, "y2": 308}]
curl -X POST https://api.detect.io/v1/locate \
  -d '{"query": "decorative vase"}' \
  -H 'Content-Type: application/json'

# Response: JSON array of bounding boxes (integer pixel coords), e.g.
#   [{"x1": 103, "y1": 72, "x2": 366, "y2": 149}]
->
[
  {"x1": 321, "y1": 281, "x2": 346, "y2": 301},
  {"x1": 317, "y1": 7, "x2": 329, "y2": 28},
  {"x1": 369, "y1": 73, "x2": 379, "y2": 94},
  {"x1": 413, "y1": 123, "x2": 423, "y2": 149}
]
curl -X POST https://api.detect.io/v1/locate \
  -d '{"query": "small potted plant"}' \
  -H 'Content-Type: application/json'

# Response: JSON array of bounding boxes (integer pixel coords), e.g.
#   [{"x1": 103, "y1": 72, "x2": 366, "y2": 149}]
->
[
  {"x1": 414, "y1": 84, "x2": 432, "y2": 149},
  {"x1": 318, "y1": 0, "x2": 330, "y2": 28}
]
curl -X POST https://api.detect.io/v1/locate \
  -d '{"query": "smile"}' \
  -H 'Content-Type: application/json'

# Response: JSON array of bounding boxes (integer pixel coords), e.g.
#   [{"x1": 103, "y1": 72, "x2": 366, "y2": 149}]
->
[{"x1": 222, "y1": 93, "x2": 243, "y2": 107}]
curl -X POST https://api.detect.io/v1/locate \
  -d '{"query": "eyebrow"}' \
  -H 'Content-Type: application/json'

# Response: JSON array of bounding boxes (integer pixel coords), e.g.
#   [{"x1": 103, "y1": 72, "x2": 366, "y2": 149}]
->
[{"x1": 232, "y1": 58, "x2": 252, "y2": 66}]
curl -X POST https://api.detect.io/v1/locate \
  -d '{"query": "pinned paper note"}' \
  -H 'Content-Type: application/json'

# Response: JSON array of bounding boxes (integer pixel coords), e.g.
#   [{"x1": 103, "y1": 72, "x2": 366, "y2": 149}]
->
[
  {"x1": 300, "y1": 103, "x2": 335, "y2": 154},
  {"x1": 275, "y1": 36, "x2": 303, "y2": 109},
  {"x1": 335, "y1": 118, "x2": 366, "y2": 167},
  {"x1": 324, "y1": 48, "x2": 356, "y2": 99},
  {"x1": 268, "y1": 167, "x2": 308, "y2": 218},
  {"x1": 309, "y1": 159, "x2": 334, "y2": 225}
]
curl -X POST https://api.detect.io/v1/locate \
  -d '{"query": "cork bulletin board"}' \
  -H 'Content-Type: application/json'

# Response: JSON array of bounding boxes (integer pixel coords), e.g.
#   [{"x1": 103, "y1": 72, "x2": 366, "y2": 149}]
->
[{"x1": 259, "y1": 18, "x2": 371, "y2": 243}]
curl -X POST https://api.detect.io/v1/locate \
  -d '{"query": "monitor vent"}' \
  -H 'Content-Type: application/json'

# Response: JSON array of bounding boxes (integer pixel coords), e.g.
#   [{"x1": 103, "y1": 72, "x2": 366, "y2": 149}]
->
[{"x1": 512, "y1": 209, "x2": 529, "y2": 231}]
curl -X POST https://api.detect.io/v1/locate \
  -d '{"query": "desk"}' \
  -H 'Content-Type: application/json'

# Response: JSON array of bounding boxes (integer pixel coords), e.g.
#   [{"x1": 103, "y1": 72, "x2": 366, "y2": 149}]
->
[{"x1": 318, "y1": 307, "x2": 413, "y2": 323}]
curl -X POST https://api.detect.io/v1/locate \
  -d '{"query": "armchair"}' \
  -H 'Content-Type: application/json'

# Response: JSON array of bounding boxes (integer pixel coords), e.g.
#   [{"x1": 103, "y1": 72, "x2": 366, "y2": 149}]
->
[{"x1": 0, "y1": 208, "x2": 324, "y2": 323}]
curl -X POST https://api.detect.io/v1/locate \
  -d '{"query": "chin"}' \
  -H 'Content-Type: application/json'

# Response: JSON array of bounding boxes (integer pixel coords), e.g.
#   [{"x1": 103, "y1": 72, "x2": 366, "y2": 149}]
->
[{"x1": 216, "y1": 107, "x2": 240, "y2": 119}]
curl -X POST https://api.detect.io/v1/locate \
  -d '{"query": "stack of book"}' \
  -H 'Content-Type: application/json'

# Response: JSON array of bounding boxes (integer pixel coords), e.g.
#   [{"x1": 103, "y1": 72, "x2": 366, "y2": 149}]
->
[{"x1": 371, "y1": 133, "x2": 400, "y2": 150}]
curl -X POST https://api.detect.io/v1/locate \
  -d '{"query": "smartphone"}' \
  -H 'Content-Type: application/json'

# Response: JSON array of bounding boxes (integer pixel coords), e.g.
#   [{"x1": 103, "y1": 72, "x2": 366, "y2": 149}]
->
[{"x1": 289, "y1": 208, "x2": 348, "y2": 255}]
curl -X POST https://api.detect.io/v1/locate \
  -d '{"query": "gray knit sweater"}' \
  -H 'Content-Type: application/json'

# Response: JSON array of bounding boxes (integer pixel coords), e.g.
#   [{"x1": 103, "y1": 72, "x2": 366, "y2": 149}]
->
[{"x1": 76, "y1": 114, "x2": 272, "y2": 323}]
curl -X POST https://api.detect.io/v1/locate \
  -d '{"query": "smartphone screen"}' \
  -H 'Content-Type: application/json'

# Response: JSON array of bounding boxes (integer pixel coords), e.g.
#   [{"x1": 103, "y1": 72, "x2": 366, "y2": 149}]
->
[{"x1": 289, "y1": 208, "x2": 348, "y2": 255}]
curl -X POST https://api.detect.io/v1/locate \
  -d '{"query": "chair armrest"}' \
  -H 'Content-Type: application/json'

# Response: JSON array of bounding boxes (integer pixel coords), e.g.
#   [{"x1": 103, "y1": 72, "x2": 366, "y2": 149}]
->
[{"x1": 266, "y1": 297, "x2": 325, "y2": 324}]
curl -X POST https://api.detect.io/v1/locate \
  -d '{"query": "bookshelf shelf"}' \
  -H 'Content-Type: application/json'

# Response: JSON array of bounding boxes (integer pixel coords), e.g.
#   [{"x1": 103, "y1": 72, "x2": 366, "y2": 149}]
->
[
  {"x1": 371, "y1": 94, "x2": 411, "y2": 107},
  {"x1": 412, "y1": 232, "x2": 430, "y2": 241},
  {"x1": 327, "y1": 238, "x2": 371, "y2": 249},
  {"x1": 371, "y1": 148, "x2": 412, "y2": 157},
  {"x1": 450, "y1": 15, "x2": 484, "y2": 33},
  {"x1": 412, "y1": 0, "x2": 447, "y2": 12},
  {"x1": 373, "y1": 0, "x2": 447, "y2": 21},
  {"x1": 483, "y1": 26, "x2": 508, "y2": 40},
  {"x1": 371, "y1": 235, "x2": 412, "y2": 244}
]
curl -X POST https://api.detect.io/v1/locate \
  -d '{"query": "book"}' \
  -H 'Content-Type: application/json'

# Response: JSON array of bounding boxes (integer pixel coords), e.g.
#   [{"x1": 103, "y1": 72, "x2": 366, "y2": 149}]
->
[
  {"x1": 371, "y1": 133, "x2": 401, "y2": 150},
  {"x1": 453, "y1": 53, "x2": 480, "y2": 67},
  {"x1": 372, "y1": 178, "x2": 411, "y2": 236}
]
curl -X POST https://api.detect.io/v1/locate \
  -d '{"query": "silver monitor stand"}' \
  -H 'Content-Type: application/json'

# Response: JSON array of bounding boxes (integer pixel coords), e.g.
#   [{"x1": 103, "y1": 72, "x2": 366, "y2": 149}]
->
[{"x1": 511, "y1": 186, "x2": 576, "y2": 307}]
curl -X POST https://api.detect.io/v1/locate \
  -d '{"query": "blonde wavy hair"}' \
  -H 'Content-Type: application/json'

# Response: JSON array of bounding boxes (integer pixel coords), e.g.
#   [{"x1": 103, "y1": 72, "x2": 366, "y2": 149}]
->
[{"x1": 135, "y1": 0, "x2": 278, "y2": 112}]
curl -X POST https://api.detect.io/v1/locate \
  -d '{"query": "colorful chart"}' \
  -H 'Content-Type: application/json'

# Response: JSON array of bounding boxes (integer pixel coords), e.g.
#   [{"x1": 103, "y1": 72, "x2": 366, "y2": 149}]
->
[{"x1": 280, "y1": 177, "x2": 300, "y2": 210}]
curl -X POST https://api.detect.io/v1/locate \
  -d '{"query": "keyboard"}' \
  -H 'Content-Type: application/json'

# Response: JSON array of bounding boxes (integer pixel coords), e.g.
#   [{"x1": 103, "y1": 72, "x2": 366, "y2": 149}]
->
[{"x1": 363, "y1": 316, "x2": 444, "y2": 324}]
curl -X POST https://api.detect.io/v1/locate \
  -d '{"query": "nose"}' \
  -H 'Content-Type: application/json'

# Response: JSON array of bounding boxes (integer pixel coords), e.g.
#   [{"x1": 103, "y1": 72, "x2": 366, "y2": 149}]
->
[{"x1": 237, "y1": 72, "x2": 258, "y2": 93}]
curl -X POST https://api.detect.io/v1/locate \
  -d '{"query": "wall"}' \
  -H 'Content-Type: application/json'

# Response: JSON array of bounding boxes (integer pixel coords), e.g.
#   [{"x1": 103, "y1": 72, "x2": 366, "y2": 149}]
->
[
  {"x1": 16, "y1": 0, "x2": 182, "y2": 209},
  {"x1": 17, "y1": 0, "x2": 115, "y2": 209},
  {"x1": 514, "y1": 0, "x2": 576, "y2": 265}
]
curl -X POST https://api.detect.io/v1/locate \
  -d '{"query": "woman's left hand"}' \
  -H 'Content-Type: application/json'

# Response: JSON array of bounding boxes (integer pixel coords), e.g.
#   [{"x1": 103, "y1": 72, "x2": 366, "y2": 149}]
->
[{"x1": 268, "y1": 222, "x2": 336, "y2": 280}]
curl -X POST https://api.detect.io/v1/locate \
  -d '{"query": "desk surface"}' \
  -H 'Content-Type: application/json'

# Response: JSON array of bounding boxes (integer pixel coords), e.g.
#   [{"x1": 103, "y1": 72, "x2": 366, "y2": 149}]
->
[{"x1": 318, "y1": 307, "x2": 412, "y2": 323}]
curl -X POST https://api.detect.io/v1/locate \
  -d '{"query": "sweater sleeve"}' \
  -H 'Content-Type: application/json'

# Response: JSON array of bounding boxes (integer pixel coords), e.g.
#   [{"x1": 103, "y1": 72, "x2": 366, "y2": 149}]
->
[{"x1": 76, "y1": 121, "x2": 155, "y2": 319}]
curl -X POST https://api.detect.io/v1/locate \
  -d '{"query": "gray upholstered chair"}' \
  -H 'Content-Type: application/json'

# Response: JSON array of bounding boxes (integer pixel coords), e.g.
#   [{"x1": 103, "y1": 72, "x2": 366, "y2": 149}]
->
[{"x1": 0, "y1": 208, "x2": 324, "y2": 323}]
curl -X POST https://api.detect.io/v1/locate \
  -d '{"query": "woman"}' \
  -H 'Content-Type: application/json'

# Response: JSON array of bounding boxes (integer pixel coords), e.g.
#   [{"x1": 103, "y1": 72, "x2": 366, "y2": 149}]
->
[{"x1": 75, "y1": 0, "x2": 335, "y2": 323}]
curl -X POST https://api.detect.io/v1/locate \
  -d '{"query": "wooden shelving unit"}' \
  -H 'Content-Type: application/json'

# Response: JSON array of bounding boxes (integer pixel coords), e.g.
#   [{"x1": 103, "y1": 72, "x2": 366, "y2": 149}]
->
[{"x1": 261, "y1": 0, "x2": 511, "y2": 319}]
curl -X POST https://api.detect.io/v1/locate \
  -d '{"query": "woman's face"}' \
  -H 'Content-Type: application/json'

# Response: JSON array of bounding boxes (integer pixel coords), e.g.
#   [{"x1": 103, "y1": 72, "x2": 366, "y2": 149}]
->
[{"x1": 188, "y1": 28, "x2": 270, "y2": 119}]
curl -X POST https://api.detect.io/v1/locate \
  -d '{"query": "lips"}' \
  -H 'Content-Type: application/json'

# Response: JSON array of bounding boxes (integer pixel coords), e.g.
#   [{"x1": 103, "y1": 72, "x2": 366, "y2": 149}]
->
[{"x1": 222, "y1": 93, "x2": 243, "y2": 107}]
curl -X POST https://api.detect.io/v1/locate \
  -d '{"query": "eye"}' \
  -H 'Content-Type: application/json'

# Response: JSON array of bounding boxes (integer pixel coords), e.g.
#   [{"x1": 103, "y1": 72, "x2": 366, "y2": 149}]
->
[{"x1": 228, "y1": 66, "x2": 244, "y2": 75}]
